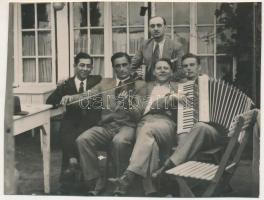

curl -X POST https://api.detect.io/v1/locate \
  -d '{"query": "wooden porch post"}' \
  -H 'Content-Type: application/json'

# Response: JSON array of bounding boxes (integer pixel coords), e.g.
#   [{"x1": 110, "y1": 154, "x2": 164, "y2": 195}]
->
[{"x1": 4, "y1": 3, "x2": 16, "y2": 194}]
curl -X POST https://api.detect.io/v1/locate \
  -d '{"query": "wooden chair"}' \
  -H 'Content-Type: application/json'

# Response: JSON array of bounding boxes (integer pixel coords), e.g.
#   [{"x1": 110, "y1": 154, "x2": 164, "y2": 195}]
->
[{"x1": 166, "y1": 109, "x2": 258, "y2": 197}]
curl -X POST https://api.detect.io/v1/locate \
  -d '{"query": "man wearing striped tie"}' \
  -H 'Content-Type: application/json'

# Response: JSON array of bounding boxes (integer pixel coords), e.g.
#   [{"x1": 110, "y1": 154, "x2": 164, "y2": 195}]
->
[{"x1": 132, "y1": 16, "x2": 184, "y2": 82}]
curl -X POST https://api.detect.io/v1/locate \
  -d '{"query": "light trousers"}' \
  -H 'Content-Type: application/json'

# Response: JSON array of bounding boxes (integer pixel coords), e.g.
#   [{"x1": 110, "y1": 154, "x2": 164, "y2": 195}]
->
[{"x1": 127, "y1": 114, "x2": 176, "y2": 194}]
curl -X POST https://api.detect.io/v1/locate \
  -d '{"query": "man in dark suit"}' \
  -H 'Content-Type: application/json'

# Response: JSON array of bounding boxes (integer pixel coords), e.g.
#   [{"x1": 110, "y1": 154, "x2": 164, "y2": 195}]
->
[
  {"x1": 46, "y1": 52, "x2": 101, "y2": 193},
  {"x1": 75, "y1": 52, "x2": 145, "y2": 195},
  {"x1": 132, "y1": 16, "x2": 184, "y2": 81}
]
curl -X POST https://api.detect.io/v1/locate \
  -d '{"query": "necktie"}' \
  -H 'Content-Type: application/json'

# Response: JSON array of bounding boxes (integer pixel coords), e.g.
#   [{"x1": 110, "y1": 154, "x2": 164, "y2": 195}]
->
[
  {"x1": 79, "y1": 81, "x2": 84, "y2": 93},
  {"x1": 147, "y1": 43, "x2": 160, "y2": 81},
  {"x1": 153, "y1": 43, "x2": 160, "y2": 62},
  {"x1": 115, "y1": 81, "x2": 123, "y2": 98}
]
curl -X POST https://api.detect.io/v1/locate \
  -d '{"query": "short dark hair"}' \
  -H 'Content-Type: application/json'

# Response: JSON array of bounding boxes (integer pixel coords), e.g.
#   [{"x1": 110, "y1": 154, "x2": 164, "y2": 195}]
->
[
  {"x1": 74, "y1": 52, "x2": 93, "y2": 66},
  {"x1": 181, "y1": 53, "x2": 200, "y2": 65},
  {"x1": 111, "y1": 52, "x2": 131, "y2": 67},
  {"x1": 155, "y1": 58, "x2": 175, "y2": 72},
  {"x1": 149, "y1": 16, "x2": 167, "y2": 25}
]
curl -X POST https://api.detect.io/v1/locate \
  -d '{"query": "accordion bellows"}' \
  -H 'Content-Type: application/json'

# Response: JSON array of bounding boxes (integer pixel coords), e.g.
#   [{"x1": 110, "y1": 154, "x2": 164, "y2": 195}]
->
[{"x1": 177, "y1": 75, "x2": 253, "y2": 134}]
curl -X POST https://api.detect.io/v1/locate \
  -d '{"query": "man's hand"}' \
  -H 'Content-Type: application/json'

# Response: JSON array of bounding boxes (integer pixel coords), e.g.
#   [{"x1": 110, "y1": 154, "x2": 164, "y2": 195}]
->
[
  {"x1": 168, "y1": 92, "x2": 191, "y2": 106},
  {"x1": 117, "y1": 90, "x2": 128, "y2": 100},
  {"x1": 134, "y1": 64, "x2": 146, "y2": 80},
  {"x1": 57, "y1": 78, "x2": 67, "y2": 87},
  {"x1": 60, "y1": 95, "x2": 74, "y2": 106}
]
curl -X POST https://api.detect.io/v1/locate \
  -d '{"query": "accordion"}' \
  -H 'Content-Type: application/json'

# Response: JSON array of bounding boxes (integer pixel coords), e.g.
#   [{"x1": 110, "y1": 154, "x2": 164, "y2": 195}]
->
[{"x1": 177, "y1": 75, "x2": 253, "y2": 134}]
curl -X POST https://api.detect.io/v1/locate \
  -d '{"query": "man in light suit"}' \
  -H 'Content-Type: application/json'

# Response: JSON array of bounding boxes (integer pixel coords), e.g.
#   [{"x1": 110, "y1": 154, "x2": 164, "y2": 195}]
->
[
  {"x1": 46, "y1": 52, "x2": 102, "y2": 194},
  {"x1": 152, "y1": 53, "x2": 225, "y2": 181},
  {"x1": 132, "y1": 16, "x2": 184, "y2": 81},
  {"x1": 109, "y1": 58, "x2": 187, "y2": 196},
  {"x1": 74, "y1": 52, "x2": 145, "y2": 195}
]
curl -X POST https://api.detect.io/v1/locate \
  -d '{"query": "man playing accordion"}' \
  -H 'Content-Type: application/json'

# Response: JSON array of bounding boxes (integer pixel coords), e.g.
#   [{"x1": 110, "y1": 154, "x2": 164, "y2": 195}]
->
[{"x1": 152, "y1": 53, "x2": 226, "y2": 179}]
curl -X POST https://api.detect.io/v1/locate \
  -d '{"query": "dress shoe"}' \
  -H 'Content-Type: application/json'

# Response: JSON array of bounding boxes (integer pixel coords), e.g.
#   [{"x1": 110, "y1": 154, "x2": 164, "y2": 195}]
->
[
  {"x1": 59, "y1": 159, "x2": 81, "y2": 195},
  {"x1": 109, "y1": 170, "x2": 136, "y2": 196},
  {"x1": 113, "y1": 184, "x2": 129, "y2": 196},
  {"x1": 87, "y1": 176, "x2": 106, "y2": 196},
  {"x1": 152, "y1": 159, "x2": 175, "y2": 179}
]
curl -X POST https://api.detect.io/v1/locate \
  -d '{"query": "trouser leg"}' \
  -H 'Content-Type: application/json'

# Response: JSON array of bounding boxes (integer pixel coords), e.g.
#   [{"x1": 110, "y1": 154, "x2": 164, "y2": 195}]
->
[
  {"x1": 127, "y1": 115, "x2": 176, "y2": 194},
  {"x1": 170, "y1": 122, "x2": 222, "y2": 166},
  {"x1": 76, "y1": 126, "x2": 113, "y2": 182},
  {"x1": 142, "y1": 140, "x2": 160, "y2": 195},
  {"x1": 111, "y1": 126, "x2": 135, "y2": 177},
  {"x1": 59, "y1": 122, "x2": 80, "y2": 175}
]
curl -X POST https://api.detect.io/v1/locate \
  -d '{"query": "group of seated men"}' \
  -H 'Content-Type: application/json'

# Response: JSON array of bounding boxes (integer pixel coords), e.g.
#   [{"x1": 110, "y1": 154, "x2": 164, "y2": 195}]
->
[{"x1": 46, "y1": 16, "x2": 224, "y2": 196}]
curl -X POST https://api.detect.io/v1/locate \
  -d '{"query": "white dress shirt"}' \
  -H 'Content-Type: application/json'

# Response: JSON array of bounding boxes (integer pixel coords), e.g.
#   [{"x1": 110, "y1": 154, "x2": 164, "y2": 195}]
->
[
  {"x1": 153, "y1": 38, "x2": 166, "y2": 58},
  {"x1": 75, "y1": 77, "x2": 87, "y2": 92},
  {"x1": 144, "y1": 83, "x2": 171, "y2": 115},
  {"x1": 115, "y1": 76, "x2": 130, "y2": 87}
]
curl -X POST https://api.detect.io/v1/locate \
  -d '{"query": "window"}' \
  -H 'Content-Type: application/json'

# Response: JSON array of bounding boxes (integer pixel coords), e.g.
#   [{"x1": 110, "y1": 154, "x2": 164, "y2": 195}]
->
[
  {"x1": 17, "y1": 3, "x2": 55, "y2": 85},
  {"x1": 69, "y1": 2, "x2": 147, "y2": 78},
  {"x1": 156, "y1": 2, "x2": 190, "y2": 53},
  {"x1": 197, "y1": 3, "x2": 233, "y2": 80},
  {"x1": 14, "y1": 2, "x2": 236, "y2": 83},
  {"x1": 70, "y1": 2, "x2": 105, "y2": 76},
  {"x1": 112, "y1": 2, "x2": 145, "y2": 55},
  {"x1": 154, "y1": 2, "x2": 234, "y2": 81}
]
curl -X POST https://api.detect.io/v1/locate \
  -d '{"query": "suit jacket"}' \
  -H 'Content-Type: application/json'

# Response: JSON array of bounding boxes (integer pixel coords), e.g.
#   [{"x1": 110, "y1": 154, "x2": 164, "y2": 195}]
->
[
  {"x1": 46, "y1": 75, "x2": 102, "y2": 127},
  {"x1": 89, "y1": 77, "x2": 146, "y2": 128},
  {"x1": 131, "y1": 37, "x2": 184, "y2": 81},
  {"x1": 46, "y1": 75, "x2": 102, "y2": 166}
]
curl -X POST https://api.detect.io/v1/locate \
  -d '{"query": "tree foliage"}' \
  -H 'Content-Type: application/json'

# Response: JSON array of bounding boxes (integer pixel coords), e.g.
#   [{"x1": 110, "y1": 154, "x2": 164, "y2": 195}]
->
[{"x1": 215, "y1": 3, "x2": 257, "y2": 99}]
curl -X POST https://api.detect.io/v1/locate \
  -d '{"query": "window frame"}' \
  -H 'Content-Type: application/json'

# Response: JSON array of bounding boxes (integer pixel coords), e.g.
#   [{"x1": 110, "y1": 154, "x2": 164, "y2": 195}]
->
[
  {"x1": 69, "y1": 2, "x2": 106, "y2": 77},
  {"x1": 15, "y1": 3, "x2": 56, "y2": 87},
  {"x1": 111, "y1": 2, "x2": 146, "y2": 55},
  {"x1": 153, "y1": 2, "x2": 236, "y2": 80}
]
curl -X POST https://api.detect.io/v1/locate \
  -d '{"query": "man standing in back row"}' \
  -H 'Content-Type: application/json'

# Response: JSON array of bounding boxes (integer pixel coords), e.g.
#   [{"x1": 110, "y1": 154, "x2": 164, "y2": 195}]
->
[{"x1": 132, "y1": 16, "x2": 184, "y2": 81}]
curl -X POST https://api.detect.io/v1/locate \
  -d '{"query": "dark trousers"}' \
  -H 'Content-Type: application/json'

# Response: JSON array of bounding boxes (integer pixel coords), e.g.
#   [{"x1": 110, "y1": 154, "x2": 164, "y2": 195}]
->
[{"x1": 76, "y1": 124, "x2": 135, "y2": 183}]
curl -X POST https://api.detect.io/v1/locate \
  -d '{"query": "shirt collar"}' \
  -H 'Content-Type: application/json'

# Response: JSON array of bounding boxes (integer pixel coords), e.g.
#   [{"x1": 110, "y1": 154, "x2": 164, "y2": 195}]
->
[
  {"x1": 154, "y1": 37, "x2": 166, "y2": 46},
  {"x1": 154, "y1": 80, "x2": 170, "y2": 87},
  {"x1": 116, "y1": 76, "x2": 130, "y2": 86},
  {"x1": 75, "y1": 76, "x2": 87, "y2": 90}
]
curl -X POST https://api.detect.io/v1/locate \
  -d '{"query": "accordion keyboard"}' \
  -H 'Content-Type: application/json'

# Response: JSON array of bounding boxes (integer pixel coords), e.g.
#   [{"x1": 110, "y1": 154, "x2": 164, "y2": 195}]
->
[{"x1": 177, "y1": 80, "x2": 198, "y2": 134}]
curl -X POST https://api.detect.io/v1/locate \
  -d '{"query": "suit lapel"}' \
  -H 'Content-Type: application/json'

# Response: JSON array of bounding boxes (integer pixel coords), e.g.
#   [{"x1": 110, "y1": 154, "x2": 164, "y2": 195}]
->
[
  {"x1": 147, "y1": 82, "x2": 155, "y2": 95},
  {"x1": 162, "y1": 39, "x2": 172, "y2": 58},
  {"x1": 169, "y1": 82, "x2": 178, "y2": 93},
  {"x1": 86, "y1": 75, "x2": 102, "y2": 90},
  {"x1": 145, "y1": 40, "x2": 155, "y2": 69},
  {"x1": 69, "y1": 77, "x2": 78, "y2": 93},
  {"x1": 86, "y1": 76, "x2": 94, "y2": 90}
]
